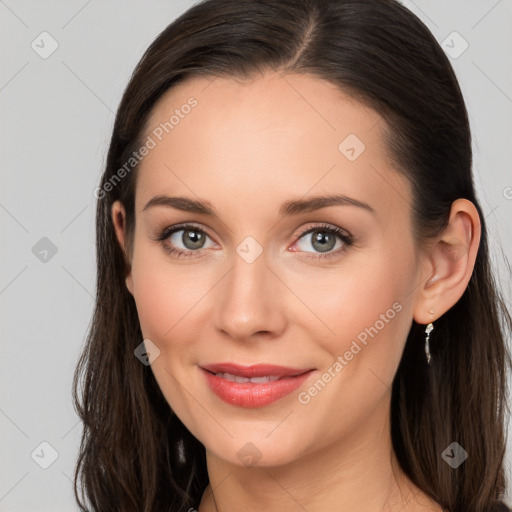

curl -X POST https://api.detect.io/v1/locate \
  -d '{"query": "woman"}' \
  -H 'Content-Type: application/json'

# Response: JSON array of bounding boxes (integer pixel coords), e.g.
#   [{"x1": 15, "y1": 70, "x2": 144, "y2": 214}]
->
[{"x1": 72, "y1": 0, "x2": 512, "y2": 510}]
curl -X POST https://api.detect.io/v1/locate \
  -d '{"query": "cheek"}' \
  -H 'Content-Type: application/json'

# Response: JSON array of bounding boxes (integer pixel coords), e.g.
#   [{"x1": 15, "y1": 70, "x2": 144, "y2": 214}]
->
[
  {"x1": 130, "y1": 253, "x2": 174, "y2": 342},
  {"x1": 129, "y1": 242, "x2": 220, "y2": 361},
  {"x1": 291, "y1": 258, "x2": 415, "y2": 438},
  {"x1": 129, "y1": 236, "x2": 182, "y2": 334},
  {"x1": 132, "y1": 263, "x2": 199, "y2": 344},
  {"x1": 300, "y1": 247, "x2": 416, "y2": 377},
  {"x1": 129, "y1": 248, "x2": 208, "y2": 418}
]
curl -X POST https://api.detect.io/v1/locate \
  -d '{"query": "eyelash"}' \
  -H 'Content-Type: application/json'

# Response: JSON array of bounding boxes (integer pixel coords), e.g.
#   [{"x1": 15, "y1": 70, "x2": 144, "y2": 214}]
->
[{"x1": 153, "y1": 222, "x2": 354, "y2": 260}]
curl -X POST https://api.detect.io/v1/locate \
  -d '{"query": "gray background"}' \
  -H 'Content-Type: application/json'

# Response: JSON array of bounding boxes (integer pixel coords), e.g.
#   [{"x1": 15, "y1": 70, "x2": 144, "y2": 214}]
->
[{"x1": 1, "y1": 1, "x2": 511, "y2": 510}]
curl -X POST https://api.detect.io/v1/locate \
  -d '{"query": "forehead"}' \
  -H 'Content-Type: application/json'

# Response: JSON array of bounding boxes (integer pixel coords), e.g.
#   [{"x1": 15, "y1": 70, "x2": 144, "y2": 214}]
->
[{"x1": 136, "y1": 72, "x2": 410, "y2": 221}]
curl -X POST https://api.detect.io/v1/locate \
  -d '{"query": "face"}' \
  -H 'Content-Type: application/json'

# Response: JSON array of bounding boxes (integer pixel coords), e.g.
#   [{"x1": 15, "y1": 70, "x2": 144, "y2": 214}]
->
[{"x1": 114, "y1": 71, "x2": 427, "y2": 467}]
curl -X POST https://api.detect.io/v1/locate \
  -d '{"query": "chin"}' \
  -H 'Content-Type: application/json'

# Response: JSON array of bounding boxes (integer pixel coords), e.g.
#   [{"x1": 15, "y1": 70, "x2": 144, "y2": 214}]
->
[{"x1": 201, "y1": 429, "x2": 311, "y2": 468}]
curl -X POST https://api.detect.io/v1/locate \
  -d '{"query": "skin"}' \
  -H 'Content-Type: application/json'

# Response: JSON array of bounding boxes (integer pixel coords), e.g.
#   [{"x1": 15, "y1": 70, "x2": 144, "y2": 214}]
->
[{"x1": 112, "y1": 71, "x2": 480, "y2": 512}]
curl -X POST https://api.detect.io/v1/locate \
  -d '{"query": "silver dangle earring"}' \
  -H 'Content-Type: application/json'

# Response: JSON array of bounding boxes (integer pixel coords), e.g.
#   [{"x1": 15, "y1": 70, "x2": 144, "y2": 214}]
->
[{"x1": 425, "y1": 310, "x2": 435, "y2": 365}]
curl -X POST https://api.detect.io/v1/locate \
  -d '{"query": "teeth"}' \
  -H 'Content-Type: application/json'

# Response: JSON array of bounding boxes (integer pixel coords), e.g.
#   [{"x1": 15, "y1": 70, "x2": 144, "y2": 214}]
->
[{"x1": 215, "y1": 372, "x2": 281, "y2": 383}]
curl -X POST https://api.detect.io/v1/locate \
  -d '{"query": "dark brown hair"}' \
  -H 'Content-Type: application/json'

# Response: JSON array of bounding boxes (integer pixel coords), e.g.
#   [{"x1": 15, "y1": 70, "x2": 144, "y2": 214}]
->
[{"x1": 72, "y1": 0, "x2": 512, "y2": 510}]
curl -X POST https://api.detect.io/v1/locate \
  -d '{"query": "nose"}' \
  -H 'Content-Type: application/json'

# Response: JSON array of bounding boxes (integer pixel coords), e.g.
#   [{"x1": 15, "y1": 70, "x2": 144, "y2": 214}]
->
[{"x1": 212, "y1": 246, "x2": 287, "y2": 343}]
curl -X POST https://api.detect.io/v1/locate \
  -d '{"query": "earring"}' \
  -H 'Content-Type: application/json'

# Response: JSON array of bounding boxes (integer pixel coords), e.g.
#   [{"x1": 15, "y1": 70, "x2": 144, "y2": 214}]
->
[{"x1": 425, "y1": 310, "x2": 434, "y2": 365}]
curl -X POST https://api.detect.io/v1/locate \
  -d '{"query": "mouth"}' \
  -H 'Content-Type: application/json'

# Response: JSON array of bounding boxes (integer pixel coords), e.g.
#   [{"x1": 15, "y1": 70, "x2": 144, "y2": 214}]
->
[
  {"x1": 206, "y1": 373, "x2": 284, "y2": 383},
  {"x1": 199, "y1": 362, "x2": 317, "y2": 408},
  {"x1": 200, "y1": 362, "x2": 314, "y2": 378}
]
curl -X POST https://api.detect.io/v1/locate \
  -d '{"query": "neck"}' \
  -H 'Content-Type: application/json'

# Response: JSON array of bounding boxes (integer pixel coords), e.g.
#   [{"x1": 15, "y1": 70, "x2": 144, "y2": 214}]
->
[{"x1": 198, "y1": 396, "x2": 439, "y2": 512}]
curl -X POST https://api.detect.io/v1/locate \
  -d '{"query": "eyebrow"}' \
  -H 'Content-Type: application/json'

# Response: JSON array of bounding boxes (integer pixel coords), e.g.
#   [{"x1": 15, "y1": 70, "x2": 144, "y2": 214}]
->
[{"x1": 142, "y1": 194, "x2": 375, "y2": 217}]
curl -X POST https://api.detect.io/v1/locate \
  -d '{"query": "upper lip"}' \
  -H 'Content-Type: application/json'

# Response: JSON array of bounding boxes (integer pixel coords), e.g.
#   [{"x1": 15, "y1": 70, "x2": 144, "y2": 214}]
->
[{"x1": 200, "y1": 362, "x2": 314, "y2": 378}]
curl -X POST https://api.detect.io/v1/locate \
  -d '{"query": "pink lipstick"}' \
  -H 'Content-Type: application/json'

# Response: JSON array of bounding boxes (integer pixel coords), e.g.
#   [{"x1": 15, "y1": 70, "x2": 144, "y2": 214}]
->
[{"x1": 200, "y1": 362, "x2": 316, "y2": 408}]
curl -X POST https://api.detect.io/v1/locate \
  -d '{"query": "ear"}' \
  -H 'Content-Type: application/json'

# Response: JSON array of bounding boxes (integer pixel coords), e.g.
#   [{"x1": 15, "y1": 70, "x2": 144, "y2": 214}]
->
[
  {"x1": 413, "y1": 198, "x2": 481, "y2": 324},
  {"x1": 111, "y1": 200, "x2": 134, "y2": 296}
]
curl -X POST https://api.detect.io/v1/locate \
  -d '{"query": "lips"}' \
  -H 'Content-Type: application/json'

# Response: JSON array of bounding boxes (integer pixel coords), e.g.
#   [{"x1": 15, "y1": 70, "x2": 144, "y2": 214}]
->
[{"x1": 200, "y1": 362, "x2": 316, "y2": 408}]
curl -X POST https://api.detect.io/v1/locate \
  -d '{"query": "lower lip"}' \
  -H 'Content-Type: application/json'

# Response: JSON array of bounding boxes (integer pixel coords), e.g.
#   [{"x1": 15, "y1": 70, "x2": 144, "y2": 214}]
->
[{"x1": 201, "y1": 368, "x2": 315, "y2": 408}]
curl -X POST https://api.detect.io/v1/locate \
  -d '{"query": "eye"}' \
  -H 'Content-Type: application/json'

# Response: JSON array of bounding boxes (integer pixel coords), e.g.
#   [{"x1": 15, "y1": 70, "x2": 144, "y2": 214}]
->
[
  {"x1": 153, "y1": 222, "x2": 354, "y2": 260},
  {"x1": 292, "y1": 223, "x2": 353, "y2": 258},
  {"x1": 154, "y1": 223, "x2": 216, "y2": 259}
]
